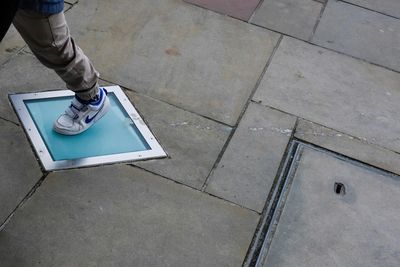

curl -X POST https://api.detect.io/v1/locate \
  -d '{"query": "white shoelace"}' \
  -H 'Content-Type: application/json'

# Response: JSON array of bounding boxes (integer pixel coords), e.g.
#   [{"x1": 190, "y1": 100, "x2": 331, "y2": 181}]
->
[{"x1": 65, "y1": 98, "x2": 86, "y2": 120}]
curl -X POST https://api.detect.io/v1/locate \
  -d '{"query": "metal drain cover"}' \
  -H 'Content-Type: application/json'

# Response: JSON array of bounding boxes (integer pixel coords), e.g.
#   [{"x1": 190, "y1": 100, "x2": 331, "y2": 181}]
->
[{"x1": 262, "y1": 146, "x2": 400, "y2": 266}]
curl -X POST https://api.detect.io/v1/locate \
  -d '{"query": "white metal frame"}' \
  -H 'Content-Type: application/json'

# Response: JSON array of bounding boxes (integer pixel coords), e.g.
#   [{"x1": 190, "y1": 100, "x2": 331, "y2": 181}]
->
[{"x1": 9, "y1": 86, "x2": 167, "y2": 171}]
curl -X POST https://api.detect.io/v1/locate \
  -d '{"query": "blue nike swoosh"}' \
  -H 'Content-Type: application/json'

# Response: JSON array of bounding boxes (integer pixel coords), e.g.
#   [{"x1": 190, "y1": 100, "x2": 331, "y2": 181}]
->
[{"x1": 85, "y1": 110, "x2": 102, "y2": 124}]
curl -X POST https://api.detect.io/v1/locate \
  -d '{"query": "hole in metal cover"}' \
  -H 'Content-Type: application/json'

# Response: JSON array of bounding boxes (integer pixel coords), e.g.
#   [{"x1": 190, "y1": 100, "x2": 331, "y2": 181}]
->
[{"x1": 334, "y1": 182, "x2": 346, "y2": 195}]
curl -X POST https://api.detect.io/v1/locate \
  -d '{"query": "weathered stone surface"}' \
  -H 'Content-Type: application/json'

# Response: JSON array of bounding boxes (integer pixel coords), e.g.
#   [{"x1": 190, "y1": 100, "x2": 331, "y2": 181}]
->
[
  {"x1": 66, "y1": 0, "x2": 280, "y2": 125},
  {"x1": 0, "y1": 165, "x2": 259, "y2": 266},
  {"x1": 0, "y1": 26, "x2": 25, "y2": 66},
  {"x1": 345, "y1": 0, "x2": 400, "y2": 18},
  {"x1": 295, "y1": 119, "x2": 400, "y2": 175},
  {"x1": 127, "y1": 91, "x2": 232, "y2": 189},
  {"x1": 0, "y1": 52, "x2": 66, "y2": 123},
  {"x1": 312, "y1": 0, "x2": 400, "y2": 71},
  {"x1": 251, "y1": 0, "x2": 322, "y2": 40},
  {"x1": 184, "y1": 0, "x2": 261, "y2": 21},
  {"x1": 263, "y1": 147, "x2": 400, "y2": 266},
  {"x1": 0, "y1": 119, "x2": 43, "y2": 225},
  {"x1": 253, "y1": 37, "x2": 400, "y2": 154},
  {"x1": 65, "y1": 0, "x2": 78, "y2": 4},
  {"x1": 206, "y1": 103, "x2": 295, "y2": 212}
]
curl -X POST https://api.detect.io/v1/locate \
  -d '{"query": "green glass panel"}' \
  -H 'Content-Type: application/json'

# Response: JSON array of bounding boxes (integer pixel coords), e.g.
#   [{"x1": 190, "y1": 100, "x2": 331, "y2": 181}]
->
[{"x1": 25, "y1": 93, "x2": 150, "y2": 161}]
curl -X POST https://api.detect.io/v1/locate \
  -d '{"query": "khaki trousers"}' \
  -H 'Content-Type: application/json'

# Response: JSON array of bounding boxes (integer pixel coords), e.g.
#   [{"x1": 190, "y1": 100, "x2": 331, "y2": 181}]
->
[{"x1": 13, "y1": 9, "x2": 99, "y2": 100}]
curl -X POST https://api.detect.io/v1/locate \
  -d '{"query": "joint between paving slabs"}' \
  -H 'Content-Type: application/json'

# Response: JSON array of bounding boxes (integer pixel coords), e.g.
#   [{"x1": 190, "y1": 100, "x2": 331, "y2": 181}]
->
[
  {"x1": 200, "y1": 35, "x2": 284, "y2": 192},
  {"x1": 182, "y1": 1, "x2": 251, "y2": 23},
  {"x1": 340, "y1": 0, "x2": 400, "y2": 20},
  {"x1": 295, "y1": 118, "x2": 400, "y2": 158},
  {"x1": 251, "y1": 99, "x2": 400, "y2": 158},
  {"x1": 0, "y1": 173, "x2": 49, "y2": 232},
  {"x1": 128, "y1": 164, "x2": 259, "y2": 214},
  {"x1": 0, "y1": 116, "x2": 19, "y2": 127},
  {"x1": 254, "y1": 30, "x2": 400, "y2": 75},
  {"x1": 248, "y1": 0, "x2": 268, "y2": 22},
  {"x1": 309, "y1": 0, "x2": 329, "y2": 42},
  {"x1": 238, "y1": 1, "x2": 400, "y2": 75},
  {"x1": 102, "y1": 79, "x2": 234, "y2": 128},
  {"x1": 295, "y1": 139, "x2": 400, "y2": 178},
  {"x1": 64, "y1": 0, "x2": 78, "y2": 6},
  {"x1": 294, "y1": 126, "x2": 400, "y2": 158}
]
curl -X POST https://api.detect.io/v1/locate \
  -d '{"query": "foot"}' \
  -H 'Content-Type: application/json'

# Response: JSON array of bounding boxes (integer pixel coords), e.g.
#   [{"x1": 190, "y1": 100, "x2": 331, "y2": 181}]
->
[{"x1": 53, "y1": 88, "x2": 110, "y2": 135}]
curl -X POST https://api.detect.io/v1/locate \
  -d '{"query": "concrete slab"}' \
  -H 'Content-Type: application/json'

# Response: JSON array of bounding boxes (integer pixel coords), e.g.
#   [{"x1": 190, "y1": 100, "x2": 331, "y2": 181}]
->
[
  {"x1": 184, "y1": 0, "x2": 261, "y2": 21},
  {"x1": 0, "y1": 52, "x2": 66, "y2": 123},
  {"x1": 127, "y1": 91, "x2": 231, "y2": 189},
  {"x1": 0, "y1": 26, "x2": 25, "y2": 65},
  {"x1": 263, "y1": 147, "x2": 400, "y2": 266},
  {"x1": 312, "y1": 0, "x2": 400, "y2": 72},
  {"x1": 206, "y1": 103, "x2": 295, "y2": 212},
  {"x1": 66, "y1": 0, "x2": 280, "y2": 126},
  {"x1": 344, "y1": 0, "x2": 400, "y2": 18},
  {"x1": 0, "y1": 119, "x2": 43, "y2": 225},
  {"x1": 253, "y1": 37, "x2": 400, "y2": 154},
  {"x1": 251, "y1": 0, "x2": 323, "y2": 40},
  {"x1": 295, "y1": 119, "x2": 400, "y2": 176},
  {"x1": 0, "y1": 165, "x2": 259, "y2": 266}
]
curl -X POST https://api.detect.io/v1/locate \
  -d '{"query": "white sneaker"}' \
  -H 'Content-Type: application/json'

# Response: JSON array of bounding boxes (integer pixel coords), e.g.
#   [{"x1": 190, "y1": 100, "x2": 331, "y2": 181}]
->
[{"x1": 53, "y1": 88, "x2": 110, "y2": 135}]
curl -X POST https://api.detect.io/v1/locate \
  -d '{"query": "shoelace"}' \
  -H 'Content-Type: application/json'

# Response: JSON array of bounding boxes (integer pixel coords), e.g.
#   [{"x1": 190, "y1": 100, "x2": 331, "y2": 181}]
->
[
  {"x1": 65, "y1": 89, "x2": 104, "y2": 120},
  {"x1": 65, "y1": 100, "x2": 86, "y2": 120}
]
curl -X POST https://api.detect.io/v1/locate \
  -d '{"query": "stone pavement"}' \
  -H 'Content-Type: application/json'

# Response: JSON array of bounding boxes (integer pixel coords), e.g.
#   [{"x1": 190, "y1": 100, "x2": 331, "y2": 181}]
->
[{"x1": 0, "y1": 0, "x2": 399, "y2": 266}]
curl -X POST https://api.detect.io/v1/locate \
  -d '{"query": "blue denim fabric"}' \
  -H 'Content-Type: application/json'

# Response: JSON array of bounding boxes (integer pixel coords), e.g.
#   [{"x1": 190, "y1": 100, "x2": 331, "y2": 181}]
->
[{"x1": 20, "y1": 0, "x2": 64, "y2": 14}]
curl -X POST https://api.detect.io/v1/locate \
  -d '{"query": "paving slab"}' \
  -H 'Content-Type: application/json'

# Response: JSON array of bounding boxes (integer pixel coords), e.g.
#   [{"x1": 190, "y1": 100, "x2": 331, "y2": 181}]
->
[
  {"x1": 66, "y1": 0, "x2": 280, "y2": 126},
  {"x1": 295, "y1": 119, "x2": 400, "y2": 175},
  {"x1": 263, "y1": 147, "x2": 400, "y2": 266},
  {"x1": 312, "y1": 0, "x2": 400, "y2": 72},
  {"x1": 184, "y1": 0, "x2": 261, "y2": 21},
  {"x1": 0, "y1": 26, "x2": 25, "y2": 66},
  {"x1": 0, "y1": 165, "x2": 259, "y2": 266},
  {"x1": 0, "y1": 119, "x2": 43, "y2": 225},
  {"x1": 126, "y1": 91, "x2": 231, "y2": 189},
  {"x1": 343, "y1": 0, "x2": 400, "y2": 18},
  {"x1": 0, "y1": 51, "x2": 66, "y2": 123},
  {"x1": 251, "y1": 0, "x2": 323, "y2": 40},
  {"x1": 206, "y1": 103, "x2": 295, "y2": 212},
  {"x1": 253, "y1": 37, "x2": 400, "y2": 154}
]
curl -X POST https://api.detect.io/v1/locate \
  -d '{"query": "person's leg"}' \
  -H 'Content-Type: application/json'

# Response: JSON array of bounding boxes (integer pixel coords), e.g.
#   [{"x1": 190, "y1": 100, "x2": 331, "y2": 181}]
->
[
  {"x1": 13, "y1": 9, "x2": 99, "y2": 100},
  {"x1": 13, "y1": 9, "x2": 109, "y2": 135}
]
